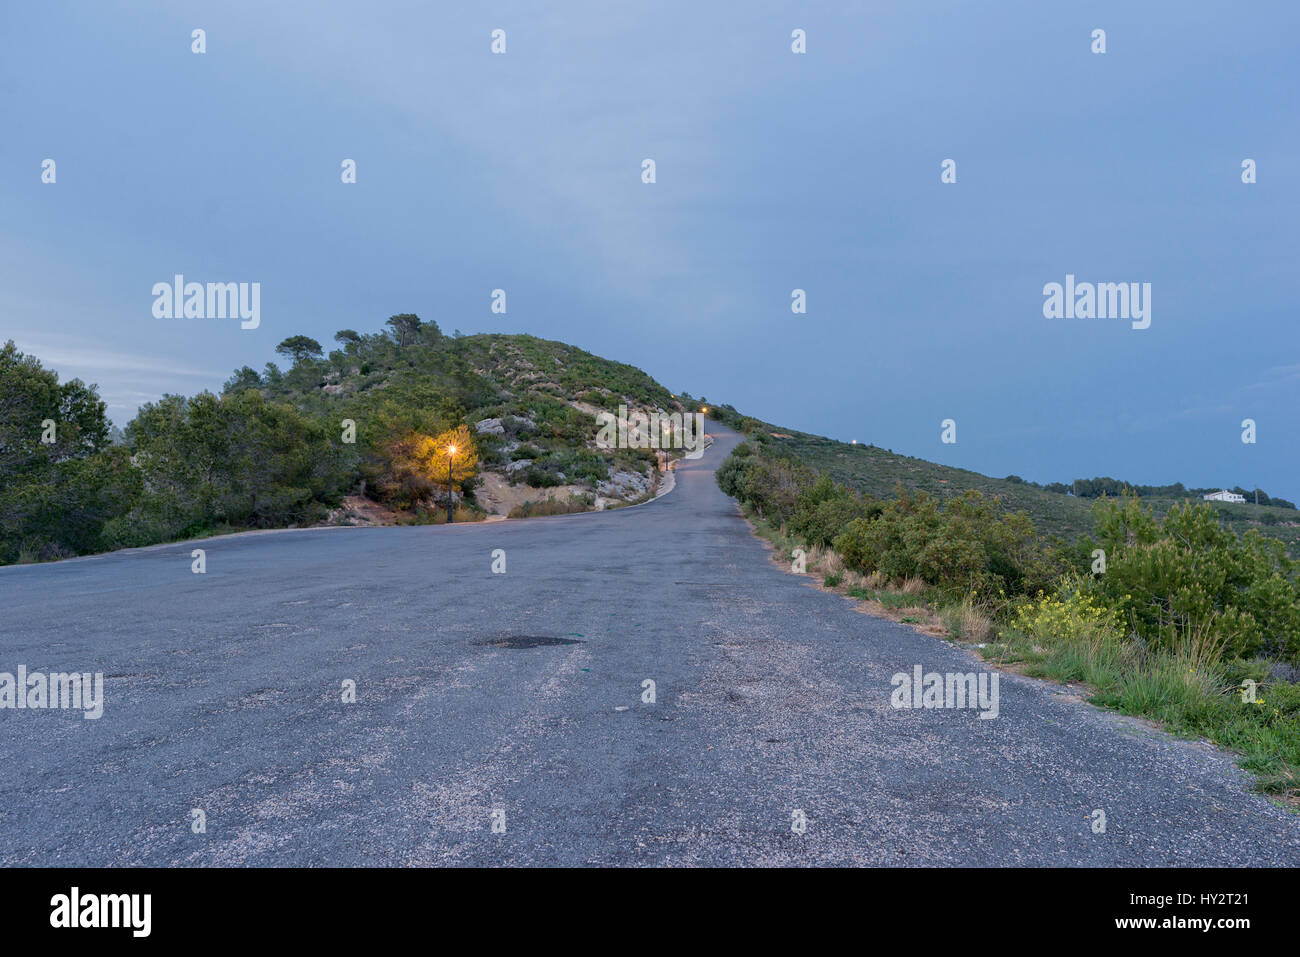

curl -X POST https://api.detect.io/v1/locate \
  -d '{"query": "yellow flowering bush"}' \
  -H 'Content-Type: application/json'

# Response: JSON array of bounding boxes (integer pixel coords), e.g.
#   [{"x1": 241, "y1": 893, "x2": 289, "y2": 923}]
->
[{"x1": 1012, "y1": 584, "x2": 1122, "y2": 644}]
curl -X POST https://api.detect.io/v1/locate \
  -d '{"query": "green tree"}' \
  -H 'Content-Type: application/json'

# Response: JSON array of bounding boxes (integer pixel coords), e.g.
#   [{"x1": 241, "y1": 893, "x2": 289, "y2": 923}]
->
[
  {"x1": 385, "y1": 314, "x2": 423, "y2": 348},
  {"x1": 126, "y1": 390, "x2": 352, "y2": 535},
  {"x1": 223, "y1": 365, "x2": 263, "y2": 394},
  {"x1": 0, "y1": 341, "x2": 121, "y2": 562},
  {"x1": 275, "y1": 336, "x2": 324, "y2": 367}
]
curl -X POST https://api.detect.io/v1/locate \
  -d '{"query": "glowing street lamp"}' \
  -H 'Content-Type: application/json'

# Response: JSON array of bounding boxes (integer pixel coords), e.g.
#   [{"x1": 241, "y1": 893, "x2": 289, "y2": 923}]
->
[{"x1": 446, "y1": 445, "x2": 457, "y2": 524}]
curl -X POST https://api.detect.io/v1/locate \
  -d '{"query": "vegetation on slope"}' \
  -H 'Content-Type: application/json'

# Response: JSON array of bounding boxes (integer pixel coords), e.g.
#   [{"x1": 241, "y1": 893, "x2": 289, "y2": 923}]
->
[
  {"x1": 707, "y1": 411, "x2": 1300, "y2": 557},
  {"x1": 0, "y1": 318, "x2": 694, "y2": 564}
]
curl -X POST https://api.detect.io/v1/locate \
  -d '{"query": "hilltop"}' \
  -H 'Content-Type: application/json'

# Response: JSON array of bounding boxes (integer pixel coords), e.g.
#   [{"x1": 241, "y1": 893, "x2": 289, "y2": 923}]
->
[
  {"x1": 0, "y1": 321, "x2": 704, "y2": 564},
  {"x1": 232, "y1": 320, "x2": 702, "y2": 522}
]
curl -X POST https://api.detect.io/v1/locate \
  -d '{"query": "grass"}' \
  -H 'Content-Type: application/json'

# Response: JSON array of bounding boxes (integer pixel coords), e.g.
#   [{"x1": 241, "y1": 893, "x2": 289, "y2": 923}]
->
[{"x1": 939, "y1": 599, "x2": 993, "y2": 643}]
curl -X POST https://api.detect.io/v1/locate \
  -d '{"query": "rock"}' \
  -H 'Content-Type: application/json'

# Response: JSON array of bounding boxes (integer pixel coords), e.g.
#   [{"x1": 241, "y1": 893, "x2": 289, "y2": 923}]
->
[
  {"x1": 597, "y1": 469, "x2": 652, "y2": 500},
  {"x1": 505, "y1": 459, "x2": 532, "y2": 473},
  {"x1": 475, "y1": 417, "x2": 505, "y2": 435}
]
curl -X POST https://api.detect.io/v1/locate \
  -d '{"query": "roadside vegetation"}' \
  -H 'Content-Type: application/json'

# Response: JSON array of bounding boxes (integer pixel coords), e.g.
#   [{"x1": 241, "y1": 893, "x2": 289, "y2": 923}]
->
[
  {"x1": 710, "y1": 414, "x2": 1300, "y2": 555},
  {"x1": 719, "y1": 438, "x2": 1300, "y2": 799}
]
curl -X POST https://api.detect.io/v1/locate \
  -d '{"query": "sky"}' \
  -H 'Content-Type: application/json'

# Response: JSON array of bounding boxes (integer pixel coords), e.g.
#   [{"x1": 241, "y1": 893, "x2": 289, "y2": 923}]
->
[{"x1": 3, "y1": 1, "x2": 1298, "y2": 498}]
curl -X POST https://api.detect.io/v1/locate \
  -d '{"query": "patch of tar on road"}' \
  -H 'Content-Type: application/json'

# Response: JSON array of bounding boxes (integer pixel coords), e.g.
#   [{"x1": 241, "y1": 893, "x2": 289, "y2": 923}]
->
[{"x1": 473, "y1": 634, "x2": 583, "y2": 649}]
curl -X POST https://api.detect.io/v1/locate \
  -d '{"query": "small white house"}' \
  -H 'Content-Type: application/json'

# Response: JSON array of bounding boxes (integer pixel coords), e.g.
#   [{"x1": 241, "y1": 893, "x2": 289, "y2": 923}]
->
[{"x1": 1202, "y1": 489, "x2": 1246, "y2": 503}]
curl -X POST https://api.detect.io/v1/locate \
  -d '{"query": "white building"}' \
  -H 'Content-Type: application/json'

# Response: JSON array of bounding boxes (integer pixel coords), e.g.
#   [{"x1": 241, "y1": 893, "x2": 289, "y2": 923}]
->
[{"x1": 1202, "y1": 489, "x2": 1246, "y2": 503}]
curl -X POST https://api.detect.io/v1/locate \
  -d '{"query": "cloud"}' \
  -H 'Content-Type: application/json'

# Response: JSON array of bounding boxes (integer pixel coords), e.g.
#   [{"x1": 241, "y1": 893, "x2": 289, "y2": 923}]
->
[{"x1": 11, "y1": 337, "x2": 226, "y2": 381}]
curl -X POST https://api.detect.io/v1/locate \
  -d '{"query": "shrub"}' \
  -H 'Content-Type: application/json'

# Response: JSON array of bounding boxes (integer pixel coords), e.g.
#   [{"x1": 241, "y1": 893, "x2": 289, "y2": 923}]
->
[
  {"x1": 1012, "y1": 585, "x2": 1123, "y2": 646},
  {"x1": 715, "y1": 450, "x2": 752, "y2": 499},
  {"x1": 523, "y1": 466, "x2": 564, "y2": 488},
  {"x1": 835, "y1": 488, "x2": 1062, "y2": 601},
  {"x1": 737, "y1": 457, "x2": 815, "y2": 526},
  {"x1": 787, "y1": 473, "x2": 883, "y2": 548},
  {"x1": 1085, "y1": 496, "x2": 1300, "y2": 660}
]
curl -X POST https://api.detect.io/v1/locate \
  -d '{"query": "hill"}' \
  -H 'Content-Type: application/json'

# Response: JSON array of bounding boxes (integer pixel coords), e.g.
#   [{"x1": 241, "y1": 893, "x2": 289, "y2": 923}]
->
[
  {"x1": 706, "y1": 411, "x2": 1300, "y2": 556},
  {"x1": 237, "y1": 322, "x2": 694, "y2": 520},
  {"x1": 0, "y1": 321, "x2": 702, "y2": 564}
]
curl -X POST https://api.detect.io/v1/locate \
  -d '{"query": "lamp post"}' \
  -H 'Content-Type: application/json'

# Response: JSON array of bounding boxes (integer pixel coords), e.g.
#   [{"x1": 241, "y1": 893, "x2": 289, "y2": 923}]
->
[{"x1": 446, "y1": 445, "x2": 457, "y2": 524}]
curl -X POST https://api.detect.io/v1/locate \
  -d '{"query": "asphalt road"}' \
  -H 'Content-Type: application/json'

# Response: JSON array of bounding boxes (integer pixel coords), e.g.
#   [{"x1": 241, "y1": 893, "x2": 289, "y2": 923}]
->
[{"x1": 2, "y1": 424, "x2": 1298, "y2": 866}]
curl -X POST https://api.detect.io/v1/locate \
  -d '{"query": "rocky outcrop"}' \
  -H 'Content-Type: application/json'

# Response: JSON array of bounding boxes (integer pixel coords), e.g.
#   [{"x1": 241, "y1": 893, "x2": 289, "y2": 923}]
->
[{"x1": 597, "y1": 468, "x2": 652, "y2": 500}]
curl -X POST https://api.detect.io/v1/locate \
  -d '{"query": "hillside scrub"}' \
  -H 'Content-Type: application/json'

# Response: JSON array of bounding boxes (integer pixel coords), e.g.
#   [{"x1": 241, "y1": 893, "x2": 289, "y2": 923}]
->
[
  {"x1": 719, "y1": 439, "x2": 1068, "y2": 605},
  {"x1": 832, "y1": 488, "x2": 1064, "y2": 605},
  {"x1": 716, "y1": 414, "x2": 1300, "y2": 556}
]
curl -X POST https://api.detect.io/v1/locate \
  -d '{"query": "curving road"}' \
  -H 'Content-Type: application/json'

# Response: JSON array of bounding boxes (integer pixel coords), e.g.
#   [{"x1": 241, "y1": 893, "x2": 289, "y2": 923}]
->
[{"x1": 1, "y1": 423, "x2": 1298, "y2": 866}]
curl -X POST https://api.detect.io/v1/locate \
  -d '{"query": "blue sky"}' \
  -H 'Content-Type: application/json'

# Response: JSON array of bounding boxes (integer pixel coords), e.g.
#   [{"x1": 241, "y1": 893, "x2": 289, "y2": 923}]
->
[{"x1": 4, "y1": 1, "x2": 1298, "y2": 497}]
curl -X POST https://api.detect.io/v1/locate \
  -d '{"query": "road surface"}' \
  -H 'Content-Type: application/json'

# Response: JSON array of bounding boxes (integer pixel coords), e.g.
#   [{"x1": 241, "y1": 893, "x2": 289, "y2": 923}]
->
[{"x1": 2, "y1": 423, "x2": 1298, "y2": 865}]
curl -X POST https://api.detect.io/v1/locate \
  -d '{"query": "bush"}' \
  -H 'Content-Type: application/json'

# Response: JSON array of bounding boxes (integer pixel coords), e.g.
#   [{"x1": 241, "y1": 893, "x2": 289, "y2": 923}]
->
[
  {"x1": 127, "y1": 390, "x2": 352, "y2": 535},
  {"x1": 1013, "y1": 584, "x2": 1123, "y2": 645},
  {"x1": 524, "y1": 466, "x2": 565, "y2": 488},
  {"x1": 737, "y1": 458, "x2": 814, "y2": 525},
  {"x1": 715, "y1": 451, "x2": 751, "y2": 499},
  {"x1": 1085, "y1": 496, "x2": 1300, "y2": 660},
  {"x1": 833, "y1": 488, "x2": 1055, "y2": 600},
  {"x1": 411, "y1": 503, "x2": 484, "y2": 524},
  {"x1": 788, "y1": 473, "x2": 883, "y2": 548}
]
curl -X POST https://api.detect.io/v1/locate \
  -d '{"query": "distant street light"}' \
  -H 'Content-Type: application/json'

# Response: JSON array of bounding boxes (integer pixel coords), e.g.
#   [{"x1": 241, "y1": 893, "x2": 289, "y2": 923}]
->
[{"x1": 446, "y1": 445, "x2": 457, "y2": 524}]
